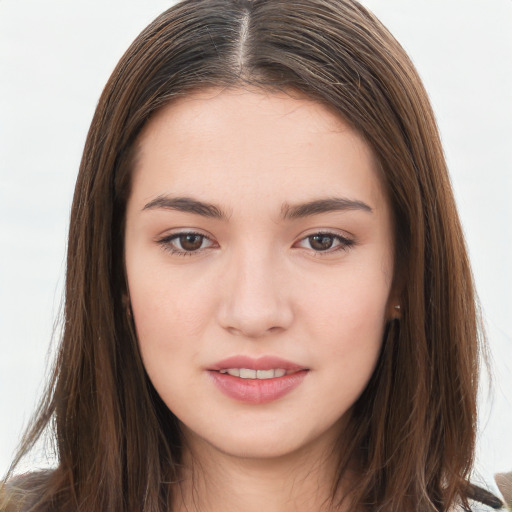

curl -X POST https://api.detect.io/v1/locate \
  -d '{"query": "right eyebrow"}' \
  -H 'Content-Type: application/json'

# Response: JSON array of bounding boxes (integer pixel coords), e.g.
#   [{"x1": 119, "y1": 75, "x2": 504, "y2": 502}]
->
[{"x1": 142, "y1": 195, "x2": 229, "y2": 220}]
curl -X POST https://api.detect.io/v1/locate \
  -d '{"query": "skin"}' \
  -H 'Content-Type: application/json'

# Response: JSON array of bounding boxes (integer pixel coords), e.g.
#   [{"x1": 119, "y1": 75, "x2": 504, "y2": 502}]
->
[{"x1": 124, "y1": 88, "x2": 398, "y2": 512}]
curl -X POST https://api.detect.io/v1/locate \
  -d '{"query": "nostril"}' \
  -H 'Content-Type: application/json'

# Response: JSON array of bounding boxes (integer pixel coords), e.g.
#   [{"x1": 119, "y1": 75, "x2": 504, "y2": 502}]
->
[
  {"x1": 216, "y1": 273, "x2": 294, "y2": 337},
  {"x1": 224, "y1": 324, "x2": 285, "y2": 338}
]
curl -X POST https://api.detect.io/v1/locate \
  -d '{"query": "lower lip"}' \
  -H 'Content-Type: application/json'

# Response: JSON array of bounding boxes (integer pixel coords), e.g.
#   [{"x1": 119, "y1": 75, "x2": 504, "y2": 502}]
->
[{"x1": 208, "y1": 370, "x2": 308, "y2": 404}]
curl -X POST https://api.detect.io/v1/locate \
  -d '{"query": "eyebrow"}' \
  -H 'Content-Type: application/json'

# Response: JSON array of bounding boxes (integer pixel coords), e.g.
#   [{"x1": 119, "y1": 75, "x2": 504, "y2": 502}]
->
[
  {"x1": 281, "y1": 197, "x2": 372, "y2": 219},
  {"x1": 143, "y1": 196, "x2": 228, "y2": 219},
  {"x1": 142, "y1": 195, "x2": 372, "y2": 220}
]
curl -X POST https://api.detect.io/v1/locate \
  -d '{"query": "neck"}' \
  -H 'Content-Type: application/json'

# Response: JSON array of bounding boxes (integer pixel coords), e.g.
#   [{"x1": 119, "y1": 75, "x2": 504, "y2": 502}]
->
[{"x1": 172, "y1": 427, "x2": 355, "y2": 512}]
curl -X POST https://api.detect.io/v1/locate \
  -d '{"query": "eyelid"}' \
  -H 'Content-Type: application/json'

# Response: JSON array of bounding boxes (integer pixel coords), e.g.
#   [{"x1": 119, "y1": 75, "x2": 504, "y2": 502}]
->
[
  {"x1": 293, "y1": 229, "x2": 356, "y2": 253},
  {"x1": 156, "y1": 229, "x2": 217, "y2": 256},
  {"x1": 155, "y1": 228, "x2": 355, "y2": 257}
]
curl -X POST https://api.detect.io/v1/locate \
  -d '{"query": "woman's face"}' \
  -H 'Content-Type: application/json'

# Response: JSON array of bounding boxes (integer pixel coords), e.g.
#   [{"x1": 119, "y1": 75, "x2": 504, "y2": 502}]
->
[{"x1": 125, "y1": 89, "x2": 397, "y2": 460}]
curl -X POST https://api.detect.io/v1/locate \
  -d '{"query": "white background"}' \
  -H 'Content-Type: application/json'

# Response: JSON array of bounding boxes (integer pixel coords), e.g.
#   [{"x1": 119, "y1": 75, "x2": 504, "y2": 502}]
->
[{"x1": 1, "y1": 0, "x2": 511, "y2": 489}]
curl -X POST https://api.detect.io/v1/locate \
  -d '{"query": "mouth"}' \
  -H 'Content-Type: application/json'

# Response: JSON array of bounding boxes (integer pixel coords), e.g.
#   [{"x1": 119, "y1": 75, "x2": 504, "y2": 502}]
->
[
  {"x1": 217, "y1": 368, "x2": 294, "y2": 379},
  {"x1": 208, "y1": 355, "x2": 307, "y2": 373},
  {"x1": 207, "y1": 356, "x2": 309, "y2": 404}
]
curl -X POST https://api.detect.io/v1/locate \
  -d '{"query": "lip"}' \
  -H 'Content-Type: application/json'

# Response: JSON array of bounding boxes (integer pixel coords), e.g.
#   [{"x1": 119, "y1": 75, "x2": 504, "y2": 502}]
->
[
  {"x1": 208, "y1": 355, "x2": 306, "y2": 372},
  {"x1": 207, "y1": 355, "x2": 309, "y2": 404}
]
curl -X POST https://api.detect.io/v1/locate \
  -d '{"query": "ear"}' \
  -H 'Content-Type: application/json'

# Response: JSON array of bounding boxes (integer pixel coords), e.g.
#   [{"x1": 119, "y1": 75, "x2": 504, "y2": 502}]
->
[{"x1": 386, "y1": 289, "x2": 402, "y2": 321}]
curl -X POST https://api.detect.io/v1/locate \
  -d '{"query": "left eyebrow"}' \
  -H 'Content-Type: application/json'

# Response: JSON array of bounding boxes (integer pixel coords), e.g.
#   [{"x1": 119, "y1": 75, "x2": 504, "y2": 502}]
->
[{"x1": 281, "y1": 197, "x2": 373, "y2": 220}]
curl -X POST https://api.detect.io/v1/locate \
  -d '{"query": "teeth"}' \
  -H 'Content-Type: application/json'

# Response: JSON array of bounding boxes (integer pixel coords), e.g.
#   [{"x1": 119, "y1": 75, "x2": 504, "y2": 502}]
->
[
  {"x1": 256, "y1": 369, "x2": 274, "y2": 379},
  {"x1": 240, "y1": 368, "x2": 256, "y2": 379},
  {"x1": 218, "y1": 368, "x2": 288, "y2": 379}
]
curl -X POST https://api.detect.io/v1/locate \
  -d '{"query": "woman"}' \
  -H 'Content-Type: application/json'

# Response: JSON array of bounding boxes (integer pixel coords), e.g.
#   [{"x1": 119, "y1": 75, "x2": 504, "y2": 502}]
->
[{"x1": 1, "y1": 0, "x2": 504, "y2": 510}]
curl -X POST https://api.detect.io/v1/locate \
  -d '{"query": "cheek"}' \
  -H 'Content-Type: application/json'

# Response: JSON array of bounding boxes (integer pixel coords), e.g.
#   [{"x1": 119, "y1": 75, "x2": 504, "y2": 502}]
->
[
  {"x1": 302, "y1": 261, "x2": 390, "y2": 326},
  {"x1": 298, "y1": 260, "x2": 391, "y2": 368},
  {"x1": 128, "y1": 276, "x2": 214, "y2": 414},
  {"x1": 127, "y1": 262, "x2": 216, "y2": 367}
]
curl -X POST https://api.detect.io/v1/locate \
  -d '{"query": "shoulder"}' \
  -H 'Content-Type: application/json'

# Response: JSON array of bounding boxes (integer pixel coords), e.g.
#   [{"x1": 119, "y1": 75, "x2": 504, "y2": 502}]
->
[
  {"x1": 465, "y1": 503, "x2": 504, "y2": 511},
  {"x1": 459, "y1": 481, "x2": 506, "y2": 511},
  {"x1": 1, "y1": 470, "x2": 55, "y2": 512},
  {"x1": 452, "y1": 499, "x2": 505, "y2": 512}
]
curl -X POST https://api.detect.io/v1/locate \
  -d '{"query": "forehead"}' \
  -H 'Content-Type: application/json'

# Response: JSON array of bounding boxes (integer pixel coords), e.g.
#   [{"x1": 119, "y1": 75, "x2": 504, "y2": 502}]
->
[{"x1": 130, "y1": 87, "x2": 387, "y2": 215}]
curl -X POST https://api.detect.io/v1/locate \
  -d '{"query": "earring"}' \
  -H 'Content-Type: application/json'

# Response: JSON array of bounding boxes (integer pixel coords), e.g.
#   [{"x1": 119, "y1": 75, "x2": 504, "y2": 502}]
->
[{"x1": 391, "y1": 304, "x2": 401, "y2": 321}]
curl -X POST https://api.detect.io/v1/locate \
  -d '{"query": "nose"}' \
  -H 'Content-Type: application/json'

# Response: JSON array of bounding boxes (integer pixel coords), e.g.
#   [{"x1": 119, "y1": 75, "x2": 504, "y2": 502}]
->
[{"x1": 217, "y1": 249, "x2": 294, "y2": 338}]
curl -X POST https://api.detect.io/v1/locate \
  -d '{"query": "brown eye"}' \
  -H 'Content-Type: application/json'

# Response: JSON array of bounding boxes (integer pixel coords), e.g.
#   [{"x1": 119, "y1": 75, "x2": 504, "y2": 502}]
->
[
  {"x1": 178, "y1": 234, "x2": 205, "y2": 251},
  {"x1": 295, "y1": 232, "x2": 354, "y2": 254},
  {"x1": 308, "y1": 234, "x2": 335, "y2": 251},
  {"x1": 158, "y1": 232, "x2": 214, "y2": 255}
]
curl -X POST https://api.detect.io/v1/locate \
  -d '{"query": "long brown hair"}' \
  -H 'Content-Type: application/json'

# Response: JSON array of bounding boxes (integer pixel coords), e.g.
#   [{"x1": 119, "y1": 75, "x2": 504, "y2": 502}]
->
[{"x1": 1, "y1": 1, "x2": 490, "y2": 510}]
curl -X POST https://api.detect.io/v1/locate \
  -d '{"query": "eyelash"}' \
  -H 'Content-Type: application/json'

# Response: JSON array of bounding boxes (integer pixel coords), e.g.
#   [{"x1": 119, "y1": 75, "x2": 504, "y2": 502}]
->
[
  {"x1": 157, "y1": 231, "x2": 355, "y2": 256},
  {"x1": 157, "y1": 231, "x2": 215, "y2": 256},
  {"x1": 295, "y1": 232, "x2": 355, "y2": 254}
]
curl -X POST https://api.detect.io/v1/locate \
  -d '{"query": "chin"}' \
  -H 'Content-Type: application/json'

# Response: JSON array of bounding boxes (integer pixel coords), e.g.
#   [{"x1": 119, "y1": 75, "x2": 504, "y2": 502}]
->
[{"x1": 180, "y1": 415, "x2": 344, "y2": 463}]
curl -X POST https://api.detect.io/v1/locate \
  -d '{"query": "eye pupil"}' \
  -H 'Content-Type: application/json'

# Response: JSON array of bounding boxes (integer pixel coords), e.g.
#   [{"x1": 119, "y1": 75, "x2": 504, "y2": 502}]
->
[
  {"x1": 180, "y1": 234, "x2": 203, "y2": 251},
  {"x1": 309, "y1": 235, "x2": 334, "y2": 251}
]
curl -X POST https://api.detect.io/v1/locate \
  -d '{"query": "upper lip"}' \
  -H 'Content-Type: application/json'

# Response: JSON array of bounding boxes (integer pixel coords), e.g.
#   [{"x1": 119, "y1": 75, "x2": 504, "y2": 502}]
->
[{"x1": 208, "y1": 355, "x2": 307, "y2": 372}]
